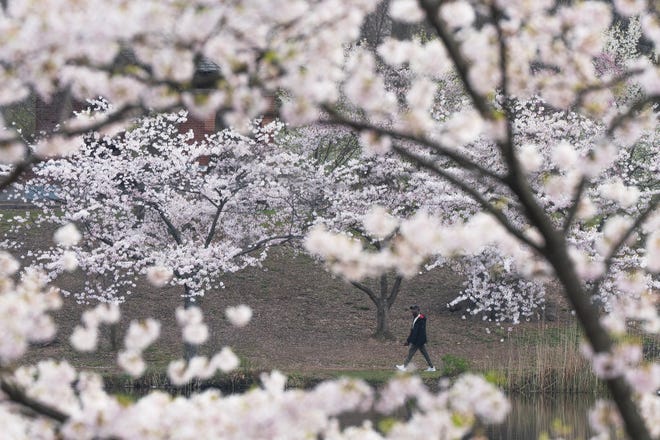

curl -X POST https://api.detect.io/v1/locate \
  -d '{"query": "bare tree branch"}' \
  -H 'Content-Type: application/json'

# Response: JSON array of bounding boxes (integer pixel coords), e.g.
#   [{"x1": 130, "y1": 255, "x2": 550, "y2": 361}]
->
[
  {"x1": 562, "y1": 177, "x2": 588, "y2": 234},
  {"x1": 350, "y1": 280, "x2": 378, "y2": 304},
  {"x1": 391, "y1": 143, "x2": 544, "y2": 254},
  {"x1": 322, "y1": 106, "x2": 507, "y2": 184},
  {"x1": 1, "y1": 379, "x2": 68, "y2": 423}
]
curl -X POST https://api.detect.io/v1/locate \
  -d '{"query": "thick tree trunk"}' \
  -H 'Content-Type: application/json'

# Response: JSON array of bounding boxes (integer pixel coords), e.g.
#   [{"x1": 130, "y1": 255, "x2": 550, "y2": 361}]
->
[
  {"x1": 374, "y1": 274, "x2": 403, "y2": 339},
  {"x1": 545, "y1": 236, "x2": 651, "y2": 440},
  {"x1": 374, "y1": 299, "x2": 392, "y2": 339},
  {"x1": 351, "y1": 274, "x2": 403, "y2": 340}
]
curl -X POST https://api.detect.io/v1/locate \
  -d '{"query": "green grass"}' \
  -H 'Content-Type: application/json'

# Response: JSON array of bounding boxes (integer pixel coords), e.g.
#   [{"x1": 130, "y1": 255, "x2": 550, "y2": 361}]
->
[
  {"x1": 261, "y1": 368, "x2": 448, "y2": 391},
  {"x1": 440, "y1": 354, "x2": 470, "y2": 376},
  {"x1": 299, "y1": 369, "x2": 398, "y2": 383},
  {"x1": 102, "y1": 367, "x2": 448, "y2": 397},
  {"x1": 0, "y1": 209, "x2": 42, "y2": 232}
]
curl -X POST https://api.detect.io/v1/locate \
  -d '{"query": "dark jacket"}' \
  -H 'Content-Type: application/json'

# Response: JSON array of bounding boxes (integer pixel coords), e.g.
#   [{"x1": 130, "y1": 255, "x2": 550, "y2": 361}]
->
[{"x1": 406, "y1": 314, "x2": 428, "y2": 346}]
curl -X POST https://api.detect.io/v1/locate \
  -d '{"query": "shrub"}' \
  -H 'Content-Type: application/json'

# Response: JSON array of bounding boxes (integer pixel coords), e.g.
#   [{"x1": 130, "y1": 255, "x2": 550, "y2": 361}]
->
[{"x1": 441, "y1": 354, "x2": 470, "y2": 376}]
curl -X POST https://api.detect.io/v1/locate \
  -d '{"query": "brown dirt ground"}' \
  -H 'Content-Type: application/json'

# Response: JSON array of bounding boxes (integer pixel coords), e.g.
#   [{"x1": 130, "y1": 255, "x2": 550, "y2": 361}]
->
[
  {"x1": 6, "y1": 227, "x2": 572, "y2": 373},
  {"x1": 7, "y1": 213, "x2": 576, "y2": 376}
]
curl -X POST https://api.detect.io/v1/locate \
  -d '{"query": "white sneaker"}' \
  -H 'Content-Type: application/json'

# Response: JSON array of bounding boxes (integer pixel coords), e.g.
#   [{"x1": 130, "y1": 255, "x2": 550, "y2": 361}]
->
[
  {"x1": 396, "y1": 364, "x2": 406, "y2": 371},
  {"x1": 425, "y1": 367, "x2": 436, "y2": 372}
]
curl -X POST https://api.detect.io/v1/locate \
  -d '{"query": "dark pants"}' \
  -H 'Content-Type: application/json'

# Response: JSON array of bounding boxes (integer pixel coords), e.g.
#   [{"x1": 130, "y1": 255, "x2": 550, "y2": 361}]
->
[{"x1": 404, "y1": 344, "x2": 433, "y2": 367}]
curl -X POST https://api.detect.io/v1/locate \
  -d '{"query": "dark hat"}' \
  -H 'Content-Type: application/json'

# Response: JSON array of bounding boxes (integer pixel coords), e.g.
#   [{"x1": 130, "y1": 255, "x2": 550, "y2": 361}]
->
[{"x1": 409, "y1": 304, "x2": 420, "y2": 311}]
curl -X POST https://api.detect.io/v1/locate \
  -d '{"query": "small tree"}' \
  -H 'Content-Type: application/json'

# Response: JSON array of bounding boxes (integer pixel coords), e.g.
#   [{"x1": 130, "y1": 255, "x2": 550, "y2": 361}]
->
[{"x1": 297, "y1": 125, "x2": 475, "y2": 338}]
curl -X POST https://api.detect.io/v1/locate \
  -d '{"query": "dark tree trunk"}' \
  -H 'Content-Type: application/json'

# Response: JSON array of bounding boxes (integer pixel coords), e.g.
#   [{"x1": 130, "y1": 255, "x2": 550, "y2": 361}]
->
[
  {"x1": 353, "y1": 273, "x2": 403, "y2": 340},
  {"x1": 544, "y1": 235, "x2": 652, "y2": 440},
  {"x1": 374, "y1": 298, "x2": 392, "y2": 339}
]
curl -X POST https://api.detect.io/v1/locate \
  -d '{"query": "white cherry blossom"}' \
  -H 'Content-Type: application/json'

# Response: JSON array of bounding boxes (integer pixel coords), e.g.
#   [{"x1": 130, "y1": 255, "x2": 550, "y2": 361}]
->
[
  {"x1": 53, "y1": 224, "x2": 82, "y2": 248},
  {"x1": 389, "y1": 0, "x2": 425, "y2": 23},
  {"x1": 0, "y1": 1, "x2": 657, "y2": 438},
  {"x1": 146, "y1": 266, "x2": 174, "y2": 288},
  {"x1": 225, "y1": 304, "x2": 253, "y2": 328}
]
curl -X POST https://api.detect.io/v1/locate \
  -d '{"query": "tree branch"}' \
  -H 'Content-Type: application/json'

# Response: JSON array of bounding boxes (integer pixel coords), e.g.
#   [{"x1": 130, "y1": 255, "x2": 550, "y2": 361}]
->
[
  {"x1": 350, "y1": 280, "x2": 378, "y2": 304},
  {"x1": 562, "y1": 177, "x2": 588, "y2": 234},
  {"x1": 1, "y1": 379, "x2": 68, "y2": 423},
  {"x1": 545, "y1": 228, "x2": 652, "y2": 440},
  {"x1": 0, "y1": 104, "x2": 160, "y2": 150},
  {"x1": 492, "y1": 3, "x2": 513, "y2": 160},
  {"x1": 488, "y1": 8, "x2": 651, "y2": 437},
  {"x1": 590, "y1": 196, "x2": 659, "y2": 296},
  {"x1": 607, "y1": 94, "x2": 660, "y2": 137},
  {"x1": 83, "y1": 220, "x2": 114, "y2": 246},
  {"x1": 322, "y1": 106, "x2": 507, "y2": 184},
  {"x1": 231, "y1": 234, "x2": 303, "y2": 259},
  {"x1": 204, "y1": 199, "x2": 227, "y2": 248},
  {"x1": 147, "y1": 202, "x2": 183, "y2": 245},
  {"x1": 488, "y1": 11, "x2": 557, "y2": 258},
  {"x1": 391, "y1": 143, "x2": 544, "y2": 254},
  {"x1": 0, "y1": 152, "x2": 37, "y2": 193},
  {"x1": 387, "y1": 275, "x2": 403, "y2": 306},
  {"x1": 417, "y1": 0, "x2": 493, "y2": 119},
  {"x1": 573, "y1": 68, "x2": 645, "y2": 109}
]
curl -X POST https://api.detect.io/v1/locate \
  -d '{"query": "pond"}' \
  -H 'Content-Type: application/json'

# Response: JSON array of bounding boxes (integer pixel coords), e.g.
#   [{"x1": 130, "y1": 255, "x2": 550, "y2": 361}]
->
[
  {"x1": 488, "y1": 393, "x2": 625, "y2": 440},
  {"x1": 111, "y1": 381, "x2": 622, "y2": 439},
  {"x1": 338, "y1": 392, "x2": 620, "y2": 439}
]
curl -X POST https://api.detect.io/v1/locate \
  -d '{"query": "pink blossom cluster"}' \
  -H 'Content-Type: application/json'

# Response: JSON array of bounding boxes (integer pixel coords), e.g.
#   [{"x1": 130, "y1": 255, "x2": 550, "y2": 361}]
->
[
  {"x1": 0, "y1": 258, "x2": 60, "y2": 364},
  {"x1": 15, "y1": 112, "x2": 315, "y2": 303},
  {"x1": 0, "y1": 0, "x2": 658, "y2": 437}
]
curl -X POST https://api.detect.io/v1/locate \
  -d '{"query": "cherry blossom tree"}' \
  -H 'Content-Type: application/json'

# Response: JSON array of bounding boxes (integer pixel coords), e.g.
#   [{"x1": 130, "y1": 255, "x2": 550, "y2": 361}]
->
[
  {"x1": 15, "y1": 109, "x2": 311, "y2": 303},
  {"x1": 0, "y1": 0, "x2": 658, "y2": 438},
  {"x1": 8, "y1": 108, "x2": 316, "y2": 359},
  {"x1": 294, "y1": 122, "x2": 494, "y2": 338}
]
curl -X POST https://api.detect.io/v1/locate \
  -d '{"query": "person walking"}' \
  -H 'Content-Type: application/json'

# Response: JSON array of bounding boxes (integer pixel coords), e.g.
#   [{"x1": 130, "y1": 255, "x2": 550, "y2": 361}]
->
[{"x1": 396, "y1": 305, "x2": 436, "y2": 372}]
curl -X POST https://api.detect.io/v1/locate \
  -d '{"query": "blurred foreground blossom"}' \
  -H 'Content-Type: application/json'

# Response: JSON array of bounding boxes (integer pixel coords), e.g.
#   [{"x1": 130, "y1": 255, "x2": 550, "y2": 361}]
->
[
  {"x1": 146, "y1": 265, "x2": 174, "y2": 287},
  {"x1": 225, "y1": 304, "x2": 253, "y2": 327},
  {"x1": 53, "y1": 224, "x2": 81, "y2": 248}
]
